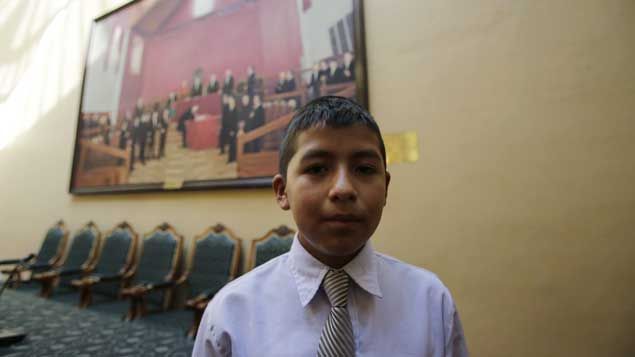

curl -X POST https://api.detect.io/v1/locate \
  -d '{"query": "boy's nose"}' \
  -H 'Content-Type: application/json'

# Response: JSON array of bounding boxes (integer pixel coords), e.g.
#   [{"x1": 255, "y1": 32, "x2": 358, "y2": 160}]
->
[{"x1": 328, "y1": 166, "x2": 356, "y2": 202}]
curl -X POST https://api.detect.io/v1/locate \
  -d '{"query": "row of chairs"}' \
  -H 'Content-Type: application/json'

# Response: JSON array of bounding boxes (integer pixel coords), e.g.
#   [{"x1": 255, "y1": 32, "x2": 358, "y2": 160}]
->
[{"x1": 0, "y1": 220, "x2": 295, "y2": 336}]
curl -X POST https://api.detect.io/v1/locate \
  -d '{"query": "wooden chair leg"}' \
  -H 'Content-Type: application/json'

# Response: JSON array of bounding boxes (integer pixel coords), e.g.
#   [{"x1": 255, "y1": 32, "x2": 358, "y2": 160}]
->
[
  {"x1": 14, "y1": 270, "x2": 23, "y2": 287},
  {"x1": 5, "y1": 270, "x2": 22, "y2": 288},
  {"x1": 125, "y1": 297, "x2": 136, "y2": 321},
  {"x1": 188, "y1": 308, "x2": 204, "y2": 338},
  {"x1": 38, "y1": 278, "x2": 48, "y2": 298},
  {"x1": 139, "y1": 295, "x2": 147, "y2": 318},
  {"x1": 40, "y1": 277, "x2": 55, "y2": 298},
  {"x1": 126, "y1": 295, "x2": 145, "y2": 320},
  {"x1": 42, "y1": 282, "x2": 52, "y2": 298},
  {"x1": 78, "y1": 285, "x2": 92, "y2": 308}
]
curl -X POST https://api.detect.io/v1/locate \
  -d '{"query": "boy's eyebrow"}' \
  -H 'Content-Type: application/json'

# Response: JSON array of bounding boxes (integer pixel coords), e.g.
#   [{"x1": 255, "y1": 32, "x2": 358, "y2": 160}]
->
[
  {"x1": 299, "y1": 149, "x2": 382, "y2": 162},
  {"x1": 299, "y1": 149, "x2": 333, "y2": 162},
  {"x1": 350, "y1": 149, "x2": 382, "y2": 161}
]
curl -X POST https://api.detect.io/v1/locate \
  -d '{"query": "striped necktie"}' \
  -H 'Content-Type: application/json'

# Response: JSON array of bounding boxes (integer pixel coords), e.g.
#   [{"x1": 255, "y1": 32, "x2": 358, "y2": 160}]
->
[{"x1": 317, "y1": 269, "x2": 355, "y2": 357}]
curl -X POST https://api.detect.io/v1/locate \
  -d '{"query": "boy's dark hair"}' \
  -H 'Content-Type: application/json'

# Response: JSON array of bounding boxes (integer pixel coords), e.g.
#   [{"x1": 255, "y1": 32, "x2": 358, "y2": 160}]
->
[{"x1": 278, "y1": 96, "x2": 386, "y2": 179}]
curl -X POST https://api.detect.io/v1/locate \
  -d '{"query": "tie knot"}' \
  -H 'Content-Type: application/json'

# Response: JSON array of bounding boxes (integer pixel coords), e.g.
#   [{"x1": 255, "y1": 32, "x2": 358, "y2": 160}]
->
[{"x1": 322, "y1": 269, "x2": 350, "y2": 307}]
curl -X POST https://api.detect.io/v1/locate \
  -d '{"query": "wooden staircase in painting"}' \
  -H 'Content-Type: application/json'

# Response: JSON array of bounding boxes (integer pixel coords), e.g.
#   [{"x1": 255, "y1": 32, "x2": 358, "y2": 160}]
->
[{"x1": 74, "y1": 139, "x2": 131, "y2": 187}]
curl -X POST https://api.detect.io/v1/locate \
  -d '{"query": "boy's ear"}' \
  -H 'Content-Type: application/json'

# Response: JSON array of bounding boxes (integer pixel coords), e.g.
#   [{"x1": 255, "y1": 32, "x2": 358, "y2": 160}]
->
[
  {"x1": 384, "y1": 171, "x2": 391, "y2": 206},
  {"x1": 272, "y1": 174, "x2": 290, "y2": 210}
]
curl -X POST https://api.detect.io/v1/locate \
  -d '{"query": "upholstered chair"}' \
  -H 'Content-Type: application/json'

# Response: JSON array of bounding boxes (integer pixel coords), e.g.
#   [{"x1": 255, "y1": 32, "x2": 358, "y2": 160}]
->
[
  {"x1": 32, "y1": 221, "x2": 101, "y2": 298},
  {"x1": 181, "y1": 223, "x2": 241, "y2": 336},
  {"x1": 1, "y1": 220, "x2": 69, "y2": 286},
  {"x1": 120, "y1": 222, "x2": 183, "y2": 320},
  {"x1": 71, "y1": 221, "x2": 138, "y2": 308}
]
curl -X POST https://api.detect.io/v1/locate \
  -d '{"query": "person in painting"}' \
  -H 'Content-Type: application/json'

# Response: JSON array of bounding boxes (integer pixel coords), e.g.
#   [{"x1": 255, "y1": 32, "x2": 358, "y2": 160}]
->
[
  {"x1": 167, "y1": 92, "x2": 177, "y2": 106},
  {"x1": 326, "y1": 60, "x2": 344, "y2": 85},
  {"x1": 244, "y1": 94, "x2": 265, "y2": 153},
  {"x1": 275, "y1": 71, "x2": 286, "y2": 94},
  {"x1": 130, "y1": 99, "x2": 144, "y2": 163},
  {"x1": 180, "y1": 80, "x2": 189, "y2": 100},
  {"x1": 178, "y1": 105, "x2": 198, "y2": 149},
  {"x1": 134, "y1": 97, "x2": 144, "y2": 118},
  {"x1": 100, "y1": 114, "x2": 111, "y2": 145},
  {"x1": 138, "y1": 109, "x2": 151, "y2": 165},
  {"x1": 342, "y1": 51, "x2": 355, "y2": 82},
  {"x1": 207, "y1": 73, "x2": 219, "y2": 94},
  {"x1": 238, "y1": 94, "x2": 252, "y2": 152},
  {"x1": 129, "y1": 110, "x2": 141, "y2": 171},
  {"x1": 89, "y1": 113, "x2": 99, "y2": 129},
  {"x1": 191, "y1": 75, "x2": 203, "y2": 97},
  {"x1": 158, "y1": 106, "x2": 169, "y2": 159},
  {"x1": 318, "y1": 60, "x2": 329, "y2": 84},
  {"x1": 219, "y1": 94, "x2": 230, "y2": 155},
  {"x1": 117, "y1": 111, "x2": 131, "y2": 165},
  {"x1": 119, "y1": 112, "x2": 131, "y2": 151},
  {"x1": 223, "y1": 69, "x2": 234, "y2": 95},
  {"x1": 148, "y1": 102, "x2": 160, "y2": 159},
  {"x1": 168, "y1": 92, "x2": 177, "y2": 118},
  {"x1": 246, "y1": 65, "x2": 257, "y2": 98},
  {"x1": 285, "y1": 70, "x2": 297, "y2": 92},
  {"x1": 225, "y1": 96, "x2": 238, "y2": 163},
  {"x1": 238, "y1": 94, "x2": 251, "y2": 125},
  {"x1": 308, "y1": 63, "x2": 321, "y2": 100}
]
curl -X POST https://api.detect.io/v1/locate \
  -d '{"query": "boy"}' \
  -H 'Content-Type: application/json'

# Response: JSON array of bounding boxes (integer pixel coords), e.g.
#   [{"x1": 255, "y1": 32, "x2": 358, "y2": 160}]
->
[{"x1": 193, "y1": 96, "x2": 468, "y2": 356}]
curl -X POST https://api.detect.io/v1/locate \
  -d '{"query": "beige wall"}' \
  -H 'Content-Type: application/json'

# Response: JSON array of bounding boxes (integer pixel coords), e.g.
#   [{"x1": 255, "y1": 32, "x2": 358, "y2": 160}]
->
[{"x1": 1, "y1": 0, "x2": 634, "y2": 356}]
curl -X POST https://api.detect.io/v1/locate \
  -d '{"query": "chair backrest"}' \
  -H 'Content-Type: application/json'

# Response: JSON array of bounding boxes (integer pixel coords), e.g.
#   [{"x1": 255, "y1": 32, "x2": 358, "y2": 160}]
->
[
  {"x1": 61, "y1": 221, "x2": 100, "y2": 271},
  {"x1": 133, "y1": 223, "x2": 183, "y2": 286},
  {"x1": 92, "y1": 222, "x2": 137, "y2": 296},
  {"x1": 34, "y1": 220, "x2": 69, "y2": 266},
  {"x1": 247, "y1": 225, "x2": 295, "y2": 271},
  {"x1": 185, "y1": 224, "x2": 241, "y2": 298},
  {"x1": 93, "y1": 222, "x2": 137, "y2": 277}
]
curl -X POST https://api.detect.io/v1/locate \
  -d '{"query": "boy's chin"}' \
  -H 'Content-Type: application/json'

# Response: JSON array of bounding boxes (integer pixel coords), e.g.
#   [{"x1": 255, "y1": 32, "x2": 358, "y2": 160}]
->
[
  {"x1": 298, "y1": 229, "x2": 371, "y2": 262},
  {"x1": 314, "y1": 236, "x2": 369, "y2": 258}
]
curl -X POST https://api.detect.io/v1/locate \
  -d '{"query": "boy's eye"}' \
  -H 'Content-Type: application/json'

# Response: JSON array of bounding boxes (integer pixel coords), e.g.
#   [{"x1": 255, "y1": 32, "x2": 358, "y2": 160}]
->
[
  {"x1": 305, "y1": 165, "x2": 328, "y2": 175},
  {"x1": 356, "y1": 164, "x2": 378, "y2": 175}
]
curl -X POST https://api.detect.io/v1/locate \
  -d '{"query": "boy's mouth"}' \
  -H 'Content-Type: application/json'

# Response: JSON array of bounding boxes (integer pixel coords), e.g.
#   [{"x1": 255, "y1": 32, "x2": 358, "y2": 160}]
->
[{"x1": 323, "y1": 214, "x2": 363, "y2": 223}]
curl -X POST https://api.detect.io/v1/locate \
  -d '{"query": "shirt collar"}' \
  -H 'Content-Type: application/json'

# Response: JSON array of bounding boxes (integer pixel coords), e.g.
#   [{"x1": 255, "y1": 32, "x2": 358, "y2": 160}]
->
[{"x1": 287, "y1": 233, "x2": 383, "y2": 307}]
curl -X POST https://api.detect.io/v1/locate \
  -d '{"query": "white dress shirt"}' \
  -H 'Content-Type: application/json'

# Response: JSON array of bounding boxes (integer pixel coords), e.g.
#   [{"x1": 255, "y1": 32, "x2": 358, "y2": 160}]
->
[{"x1": 192, "y1": 236, "x2": 469, "y2": 357}]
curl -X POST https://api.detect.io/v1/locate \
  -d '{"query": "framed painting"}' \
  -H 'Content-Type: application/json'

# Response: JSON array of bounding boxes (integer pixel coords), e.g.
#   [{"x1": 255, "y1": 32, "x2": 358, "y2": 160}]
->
[{"x1": 70, "y1": 0, "x2": 368, "y2": 194}]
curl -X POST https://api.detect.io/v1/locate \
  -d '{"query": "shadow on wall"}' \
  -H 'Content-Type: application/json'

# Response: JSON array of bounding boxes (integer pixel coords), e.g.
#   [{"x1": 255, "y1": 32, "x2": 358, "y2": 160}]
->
[{"x1": 0, "y1": 0, "x2": 125, "y2": 150}]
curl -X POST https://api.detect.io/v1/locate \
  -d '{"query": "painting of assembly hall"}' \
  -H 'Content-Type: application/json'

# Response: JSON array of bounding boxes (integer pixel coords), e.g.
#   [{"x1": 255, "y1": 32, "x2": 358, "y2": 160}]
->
[{"x1": 71, "y1": 0, "x2": 362, "y2": 193}]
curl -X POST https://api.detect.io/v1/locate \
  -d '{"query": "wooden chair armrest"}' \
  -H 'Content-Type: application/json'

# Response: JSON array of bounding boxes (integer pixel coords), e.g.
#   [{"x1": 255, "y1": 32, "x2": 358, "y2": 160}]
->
[
  {"x1": 1, "y1": 268, "x2": 19, "y2": 274},
  {"x1": 122, "y1": 267, "x2": 135, "y2": 279},
  {"x1": 0, "y1": 259, "x2": 22, "y2": 266},
  {"x1": 70, "y1": 274, "x2": 122, "y2": 288},
  {"x1": 32, "y1": 270, "x2": 58, "y2": 281},
  {"x1": 121, "y1": 285, "x2": 150, "y2": 297},
  {"x1": 98, "y1": 274, "x2": 124, "y2": 282},
  {"x1": 186, "y1": 295, "x2": 210, "y2": 309},
  {"x1": 121, "y1": 280, "x2": 175, "y2": 298},
  {"x1": 148, "y1": 281, "x2": 175, "y2": 290},
  {"x1": 175, "y1": 275, "x2": 188, "y2": 286},
  {"x1": 81, "y1": 263, "x2": 97, "y2": 274},
  {"x1": 70, "y1": 277, "x2": 96, "y2": 287},
  {"x1": 58, "y1": 268, "x2": 83, "y2": 277}
]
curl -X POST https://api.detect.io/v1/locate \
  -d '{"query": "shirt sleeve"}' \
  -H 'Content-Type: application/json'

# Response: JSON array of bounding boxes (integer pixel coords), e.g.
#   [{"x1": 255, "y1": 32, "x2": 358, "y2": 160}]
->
[
  {"x1": 192, "y1": 303, "x2": 232, "y2": 357},
  {"x1": 443, "y1": 291, "x2": 469, "y2": 357}
]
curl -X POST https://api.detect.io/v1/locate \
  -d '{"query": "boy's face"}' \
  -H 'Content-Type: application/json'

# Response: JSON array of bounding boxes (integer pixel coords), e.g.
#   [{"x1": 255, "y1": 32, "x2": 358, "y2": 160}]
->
[{"x1": 273, "y1": 125, "x2": 390, "y2": 268}]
